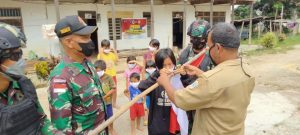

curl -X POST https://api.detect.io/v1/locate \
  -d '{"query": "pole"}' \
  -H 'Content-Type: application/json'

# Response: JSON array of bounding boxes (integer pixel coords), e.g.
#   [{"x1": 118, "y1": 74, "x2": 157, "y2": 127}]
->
[
  {"x1": 293, "y1": 9, "x2": 297, "y2": 35},
  {"x1": 150, "y1": 0, "x2": 154, "y2": 39},
  {"x1": 210, "y1": 0, "x2": 214, "y2": 26},
  {"x1": 88, "y1": 47, "x2": 209, "y2": 135},
  {"x1": 270, "y1": 20, "x2": 272, "y2": 32},
  {"x1": 279, "y1": 5, "x2": 283, "y2": 34},
  {"x1": 183, "y1": 0, "x2": 187, "y2": 48},
  {"x1": 248, "y1": 2, "x2": 253, "y2": 45},
  {"x1": 54, "y1": 0, "x2": 60, "y2": 22},
  {"x1": 240, "y1": 21, "x2": 244, "y2": 38},
  {"x1": 231, "y1": 0, "x2": 235, "y2": 24},
  {"x1": 111, "y1": 0, "x2": 117, "y2": 49}
]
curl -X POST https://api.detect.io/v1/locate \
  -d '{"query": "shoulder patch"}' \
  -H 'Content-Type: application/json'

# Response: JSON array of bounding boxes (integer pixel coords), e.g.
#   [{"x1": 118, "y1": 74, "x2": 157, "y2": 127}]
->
[
  {"x1": 53, "y1": 78, "x2": 66, "y2": 83},
  {"x1": 53, "y1": 83, "x2": 67, "y2": 93},
  {"x1": 188, "y1": 80, "x2": 199, "y2": 89},
  {"x1": 203, "y1": 67, "x2": 222, "y2": 78}
]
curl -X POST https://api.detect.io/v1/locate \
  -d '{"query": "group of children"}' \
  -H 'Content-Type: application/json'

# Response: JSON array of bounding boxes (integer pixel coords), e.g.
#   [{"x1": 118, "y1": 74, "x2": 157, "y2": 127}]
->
[{"x1": 95, "y1": 38, "x2": 185, "y2": 135}]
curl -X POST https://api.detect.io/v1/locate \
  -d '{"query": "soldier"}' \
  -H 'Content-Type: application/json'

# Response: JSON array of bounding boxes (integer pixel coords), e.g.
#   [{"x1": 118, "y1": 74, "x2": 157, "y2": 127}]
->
[
  {"x1": 0, "y1": 23, "x2": 60, "y2": 134},
  {"x1": 179, "y1": 19, "x2": 213, "y2": 134},
  {"x1": 158, "y1": 23, "x2": 255, "y2": 135},
  {"x1": 48, "y1": 15, "x2": 107, "y2": 134}
]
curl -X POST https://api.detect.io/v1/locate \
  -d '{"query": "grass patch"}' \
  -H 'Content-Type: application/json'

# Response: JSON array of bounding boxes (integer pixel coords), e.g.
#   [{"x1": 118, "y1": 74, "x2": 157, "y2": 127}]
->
[{"x1": 242, "y1": 34, "x2": 300, "y2": 56}]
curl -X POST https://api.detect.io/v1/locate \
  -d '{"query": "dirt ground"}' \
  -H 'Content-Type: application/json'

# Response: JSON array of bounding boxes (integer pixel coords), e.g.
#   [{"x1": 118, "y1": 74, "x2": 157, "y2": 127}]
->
[{"x1": 36, "y1": 45, "x2": 300, "y2": 135}]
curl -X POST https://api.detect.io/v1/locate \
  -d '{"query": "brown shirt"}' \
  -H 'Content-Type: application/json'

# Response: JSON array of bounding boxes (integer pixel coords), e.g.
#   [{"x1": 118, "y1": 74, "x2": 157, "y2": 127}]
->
[{"x1": 175, "y1": 59, "x2": 255, "y2": 135}]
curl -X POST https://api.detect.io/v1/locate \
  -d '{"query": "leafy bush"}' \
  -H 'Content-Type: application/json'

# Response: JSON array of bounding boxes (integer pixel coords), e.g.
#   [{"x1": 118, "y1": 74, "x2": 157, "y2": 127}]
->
[
  {"x1": 34, "y1": 61, "x2": 50, "y2": 81},
  {"x1": 260, "y1": 32, "x2": 277, "y2": 48},
  {"x1": 278, "y1": 34, "x2": 286, "y2": 42}
]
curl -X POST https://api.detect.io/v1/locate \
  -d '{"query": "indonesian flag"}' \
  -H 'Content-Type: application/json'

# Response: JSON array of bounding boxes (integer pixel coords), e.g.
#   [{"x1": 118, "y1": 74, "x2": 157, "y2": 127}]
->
[
  {"x1": 169, "y1": 74, "x2": 189, "y2": 135},
  {"x1": 169, "y1": 49, "x2": 207, "y2": 135},
  {"x1": 189, "y1": 51, "x2": 206, "y2": 67}
]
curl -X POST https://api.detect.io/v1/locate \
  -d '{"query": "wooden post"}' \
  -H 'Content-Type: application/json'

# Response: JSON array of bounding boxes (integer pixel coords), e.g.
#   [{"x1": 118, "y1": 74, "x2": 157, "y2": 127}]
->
[
  {"x1": 240, "y1": 21, "x2": 244, "y2": 38},
  {"x1": 231, "y1": 0, "x2": 235, "y2": 24},
  {"x1": 258, "y1": 22, "x2": 261, "y2": 39},
  {"x1": 279, "y1": 5, "x2": 283, "y2": 34},
  {"x1": 54, "y1": 0, "x2": 60, "y2": 22},
  {"x1": 111, "y1": 0, "x2": 117, "y2": 49},
  {"x1": 210, "y1": 0, "x2": 214, "y2": 26},
  {"x1": 269, "y1": 20, "x2": 272, "y2": 32},
  {"x1": 183, "y1": 0, "x2": 187, "y2": 48},
  {"x1": 293, "y1": 9, "x2": 298, "y2": 35},
  {"x1": 150, "y1": 0, "x2": 154, "y2": 39},
  {"x1": 248, "y1": 2, "x2": 253, "y2": 45}
]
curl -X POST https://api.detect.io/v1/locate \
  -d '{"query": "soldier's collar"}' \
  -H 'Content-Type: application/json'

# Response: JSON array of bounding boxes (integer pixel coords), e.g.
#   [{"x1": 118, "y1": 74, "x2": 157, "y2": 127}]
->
[{"x1": 63, "y1": 56, "x2": 90, "y2": 76}]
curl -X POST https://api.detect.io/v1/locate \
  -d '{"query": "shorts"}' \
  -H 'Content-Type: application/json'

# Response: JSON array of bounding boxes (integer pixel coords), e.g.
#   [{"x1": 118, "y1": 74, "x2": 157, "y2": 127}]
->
[
  {"x1": 130, "y1": 103, "x2": 145, "y2": 120},
  {"x1": 106, "y1": 104, "x2": 113, "y2": 118},
  {"x1": 146, "y1": 96, "x2": 150, "y2": 109}
]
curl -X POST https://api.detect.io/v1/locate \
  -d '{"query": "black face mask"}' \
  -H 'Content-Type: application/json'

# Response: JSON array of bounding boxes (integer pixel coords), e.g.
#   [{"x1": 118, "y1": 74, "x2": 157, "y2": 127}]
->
[
  {"x1": 208, "y1": 44, "x2": 217, "y2": 66},
  {"x1": 78, "y1": 40, "x2": 95, "y2": 57},
  {"x1": 191, "y1": 38, "x2": 206, "y2": 52}
]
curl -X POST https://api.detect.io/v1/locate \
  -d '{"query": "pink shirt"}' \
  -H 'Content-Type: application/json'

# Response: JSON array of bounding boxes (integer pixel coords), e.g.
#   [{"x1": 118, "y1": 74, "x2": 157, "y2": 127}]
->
[
  {"x1": 144, "y1": 51, "x2": 154, "y2": 62},
  {"x1": 124, "y1": 65, "x2": 142, "y2": 88}
]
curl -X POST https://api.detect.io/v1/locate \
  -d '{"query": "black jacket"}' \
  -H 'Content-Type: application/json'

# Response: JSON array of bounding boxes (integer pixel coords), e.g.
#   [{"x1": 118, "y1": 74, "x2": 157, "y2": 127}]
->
[{"x1": 138, "y1": 71, "x2": 172, "y2": 135}]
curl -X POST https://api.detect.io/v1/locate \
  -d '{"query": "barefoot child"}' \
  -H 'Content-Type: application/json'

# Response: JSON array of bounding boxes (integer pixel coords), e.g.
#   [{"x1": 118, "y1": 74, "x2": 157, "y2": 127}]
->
[
  {"x1": 94, "y1": 60, "x2": 117, "y2": 135},
  {"x1": 97, "y1": 39, "x2": 119, "y2": 108},
  {"x1": 128, "y1": 73, "x2": 145, "y2": 135}
]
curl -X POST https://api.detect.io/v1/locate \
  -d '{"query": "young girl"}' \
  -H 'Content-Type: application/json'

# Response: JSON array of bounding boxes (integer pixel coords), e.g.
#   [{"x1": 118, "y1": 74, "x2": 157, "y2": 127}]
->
[
  {"x1": 124, "y1": 56, "x2": 144, "y2": 90},
  {"x1": 144, "y1": 39, "x2": 160, "y2": 65},
  {"x1": 139, "y1": 48, "x2": 188, "y2": 135}
]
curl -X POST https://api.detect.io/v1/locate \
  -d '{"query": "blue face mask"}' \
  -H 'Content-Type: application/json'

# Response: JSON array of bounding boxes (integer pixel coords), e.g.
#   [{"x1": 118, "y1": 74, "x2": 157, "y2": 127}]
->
[{"x1": 1, "y1": 58, "x2": 26, "y2": 77}]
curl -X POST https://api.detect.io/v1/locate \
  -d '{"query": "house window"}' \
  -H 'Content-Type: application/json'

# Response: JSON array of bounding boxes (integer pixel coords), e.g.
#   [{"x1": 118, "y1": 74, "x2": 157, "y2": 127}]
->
[
  {"x1": 108, "y1": 18, "x2": 122, "y2": 40},
  {"x1": 0, "y1": 8, "x2": 23, "y2": 32},
  {"x1": 143, "y1": 12, "x2": 151, "y2": 37},
  {"x1": 196, "y1": 12, "x2": 225, "y2": 25}
]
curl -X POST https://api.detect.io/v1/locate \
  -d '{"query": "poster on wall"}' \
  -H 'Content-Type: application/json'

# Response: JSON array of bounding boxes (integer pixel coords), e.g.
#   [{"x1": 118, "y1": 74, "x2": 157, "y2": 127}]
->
[
  {"x1": 42, "y1": 24, "x2": 57, "y2": 39},
  {"x1": 121, "y1": 18, "x2": 147, "y2": 39}
]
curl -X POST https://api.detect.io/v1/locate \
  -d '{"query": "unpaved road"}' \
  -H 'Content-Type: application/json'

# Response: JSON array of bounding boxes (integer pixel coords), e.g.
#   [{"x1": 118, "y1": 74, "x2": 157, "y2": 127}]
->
[{"x1": 36, "y1": 46, "x2": 300, "y2": 135}]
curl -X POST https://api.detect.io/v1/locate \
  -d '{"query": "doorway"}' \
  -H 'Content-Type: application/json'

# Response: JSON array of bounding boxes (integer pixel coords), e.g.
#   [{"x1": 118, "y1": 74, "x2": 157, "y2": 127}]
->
[
  {"x1": 172, "y1": 12, "x2": 183, "y2": 49},
  {"x1": 78, "y1": 11, "x2": 98, "y2": 52}
]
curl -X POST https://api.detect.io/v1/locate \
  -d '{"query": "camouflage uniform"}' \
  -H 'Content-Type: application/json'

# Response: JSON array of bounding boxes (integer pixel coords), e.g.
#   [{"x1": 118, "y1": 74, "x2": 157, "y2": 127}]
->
[
  {"x1": 0, "y1": 80, "x2": 59, "y2": 135},
  {"x1": 48, "y1": 56, "x2": 107, "y2": 135}
]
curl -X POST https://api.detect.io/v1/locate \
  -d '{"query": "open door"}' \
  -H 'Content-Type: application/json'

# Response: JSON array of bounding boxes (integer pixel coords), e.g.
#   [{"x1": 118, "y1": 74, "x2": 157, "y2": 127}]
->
[
  {"x1": 172, "y1": 12, "x2": 183, "y2": 49},
  {"x1": 78, "y1": 11, "x2": 98, "y2": 52}
]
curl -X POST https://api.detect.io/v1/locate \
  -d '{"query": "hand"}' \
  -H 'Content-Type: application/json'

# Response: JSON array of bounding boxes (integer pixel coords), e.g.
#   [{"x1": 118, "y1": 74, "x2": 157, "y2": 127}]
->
[
  {"x1": 183, "y1": 64, "x2": 204, "y2": 76},
  {"x1": 176, "y1": 66, "x2": 187, "y2": 75},
  {"x1": 157, "y1": 68, "x2": 173, "y2": 87}
]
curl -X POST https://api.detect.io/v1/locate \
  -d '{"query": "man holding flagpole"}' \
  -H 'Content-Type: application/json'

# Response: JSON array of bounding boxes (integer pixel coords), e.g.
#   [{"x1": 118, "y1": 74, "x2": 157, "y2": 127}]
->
[
  {"x1": 179, "y1": 19, "x2": 213, "y2": 134},
  {"x1": 158, "y1": 23, "x2": 255, "y2": 135}
]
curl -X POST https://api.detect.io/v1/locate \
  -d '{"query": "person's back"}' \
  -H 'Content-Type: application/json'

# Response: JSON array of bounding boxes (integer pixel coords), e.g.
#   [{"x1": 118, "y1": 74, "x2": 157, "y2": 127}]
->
[{"x1": 190, "y1": 59, "x2": 254, "y2": 135}]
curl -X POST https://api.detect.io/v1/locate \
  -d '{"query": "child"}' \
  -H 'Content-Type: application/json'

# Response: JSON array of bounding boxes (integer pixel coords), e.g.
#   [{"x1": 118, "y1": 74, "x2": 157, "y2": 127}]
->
[
  {"x1": 94, "y1": 60, "x2": 117, "y2": 135},
  {"x1": 124, "y1": 56, "x2": 144, "y2": 90},
  {"x1": 144, "y1": 39, "x2": 160, "y2": 65},
  {"x1": 128, "y1": 73, "x2": 145, "y2": 135},
  {"x1": 143, "y1": 60, "x2": 157, "y2": 126},
  {"x1": 97, "y1": 39, "x2": 119, "y2": 108},
  {"x1": 139, "y1": 48, "x2": 189, "y2": 135}
]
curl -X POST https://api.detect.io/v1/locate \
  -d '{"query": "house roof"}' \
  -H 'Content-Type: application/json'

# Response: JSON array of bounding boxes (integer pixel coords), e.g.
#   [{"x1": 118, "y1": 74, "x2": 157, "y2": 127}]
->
[{"x1": 13, "y1": 0, "x2": 255, "y2": 5}]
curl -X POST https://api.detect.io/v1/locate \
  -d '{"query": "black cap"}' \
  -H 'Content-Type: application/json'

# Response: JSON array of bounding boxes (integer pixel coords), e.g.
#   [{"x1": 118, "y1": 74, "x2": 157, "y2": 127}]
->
[{"x1": 54, "y1": 15, "x2": 98, "y2": 38}]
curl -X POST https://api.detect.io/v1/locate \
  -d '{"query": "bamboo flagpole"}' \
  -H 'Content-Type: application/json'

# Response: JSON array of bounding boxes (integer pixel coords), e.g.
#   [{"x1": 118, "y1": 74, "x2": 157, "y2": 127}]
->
[{"x1": 88, "y1": 47, "x2": 209, "y2": 135}]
